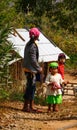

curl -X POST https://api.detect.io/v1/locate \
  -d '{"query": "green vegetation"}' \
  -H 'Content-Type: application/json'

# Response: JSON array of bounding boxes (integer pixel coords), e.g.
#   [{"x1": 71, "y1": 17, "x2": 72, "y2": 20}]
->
[{"x1": 0, "y1": 25, "x2": 13, "y2": 77}]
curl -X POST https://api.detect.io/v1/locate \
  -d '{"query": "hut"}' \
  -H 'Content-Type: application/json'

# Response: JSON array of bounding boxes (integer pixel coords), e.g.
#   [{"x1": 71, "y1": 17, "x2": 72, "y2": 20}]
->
[{"x1": 7, "y1": 28, "x2": 69, "y2": 87}]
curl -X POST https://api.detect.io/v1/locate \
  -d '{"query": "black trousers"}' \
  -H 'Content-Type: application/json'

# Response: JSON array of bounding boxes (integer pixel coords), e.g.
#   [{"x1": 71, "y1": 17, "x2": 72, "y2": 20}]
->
[{"x1": 23, "y1": 72, "x2": 36, "y2": 100}]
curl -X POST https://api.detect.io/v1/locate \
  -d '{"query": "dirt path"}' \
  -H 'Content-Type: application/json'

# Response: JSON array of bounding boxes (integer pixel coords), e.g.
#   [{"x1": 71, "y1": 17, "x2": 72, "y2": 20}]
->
[
  {"x1": 0, "y1": 73, "x2": 77, "y2": 130},
  {"x1": 64, "y1": 72, "x2": 77, "y2": 83},
  {"x1": 0, "y1": 100, "x2": 77, "y2": 130}
]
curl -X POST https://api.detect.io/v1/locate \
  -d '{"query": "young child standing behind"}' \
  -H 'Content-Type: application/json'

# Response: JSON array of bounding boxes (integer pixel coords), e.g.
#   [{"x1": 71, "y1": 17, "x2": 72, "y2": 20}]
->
[
  {"x1": 58, "y1": 53, "x2": 66, "y2": 80},
  {"x1": 45, "y1": 62, "x2": 64, "y2": 112},
  {"x1": 58, "y1": 53, "x2": 67, "y2": 95}
]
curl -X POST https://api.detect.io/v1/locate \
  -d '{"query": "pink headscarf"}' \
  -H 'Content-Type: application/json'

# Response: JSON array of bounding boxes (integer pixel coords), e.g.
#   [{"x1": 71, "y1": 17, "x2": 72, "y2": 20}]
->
[{"x1": 29, "y1": 28, "x2": 40, "y2": 39}]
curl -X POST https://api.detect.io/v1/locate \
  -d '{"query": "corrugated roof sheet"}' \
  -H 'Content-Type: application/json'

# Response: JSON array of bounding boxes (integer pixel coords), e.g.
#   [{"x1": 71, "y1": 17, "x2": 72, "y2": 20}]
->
[{"x1": 8, "y1": 29, "x2": 69, "y2": 63}]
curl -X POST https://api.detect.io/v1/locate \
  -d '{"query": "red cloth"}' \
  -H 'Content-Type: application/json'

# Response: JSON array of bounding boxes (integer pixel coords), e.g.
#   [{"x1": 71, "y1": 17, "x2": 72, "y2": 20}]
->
[
  {"x1": 51, "y1": 82, "x2": 61, "y2": 90},
  {"x1": 58, "y1": 63, "x2": 64, "y2": 80}
]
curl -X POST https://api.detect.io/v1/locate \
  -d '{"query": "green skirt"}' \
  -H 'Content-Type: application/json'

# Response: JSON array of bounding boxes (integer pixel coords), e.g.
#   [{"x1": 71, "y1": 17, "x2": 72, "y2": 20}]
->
[{"x1": 46, "y1": 95, "x2": 62, "y2": 104}]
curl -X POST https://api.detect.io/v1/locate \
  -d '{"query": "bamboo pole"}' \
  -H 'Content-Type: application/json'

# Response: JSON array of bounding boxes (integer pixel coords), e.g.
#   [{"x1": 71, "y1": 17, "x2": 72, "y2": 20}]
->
[{"x1": 13, "y1": 28, "x2": 25, "y2": 41}]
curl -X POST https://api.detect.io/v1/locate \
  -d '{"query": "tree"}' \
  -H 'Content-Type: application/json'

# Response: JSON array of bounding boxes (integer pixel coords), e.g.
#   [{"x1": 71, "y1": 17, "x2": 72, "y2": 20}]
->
[
  {"x1": 50, "y1": 0, "x2": 77, "y2": 33},
  {"x1": 0, "y1": 0, "x2": 25, "y2": 29}
]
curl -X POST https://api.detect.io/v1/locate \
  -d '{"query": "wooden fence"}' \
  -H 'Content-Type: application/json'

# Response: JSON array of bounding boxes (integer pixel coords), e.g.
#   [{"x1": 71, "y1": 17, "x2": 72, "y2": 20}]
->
[{"x1": 64, "y1": 82, "x2": 77, "y2": 96}]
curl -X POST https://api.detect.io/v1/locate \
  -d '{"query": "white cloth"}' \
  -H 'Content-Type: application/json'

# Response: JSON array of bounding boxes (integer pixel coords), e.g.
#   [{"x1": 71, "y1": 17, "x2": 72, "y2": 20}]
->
[{"x1": 45, "y1": 73, "x2": 63, "y2": 96}]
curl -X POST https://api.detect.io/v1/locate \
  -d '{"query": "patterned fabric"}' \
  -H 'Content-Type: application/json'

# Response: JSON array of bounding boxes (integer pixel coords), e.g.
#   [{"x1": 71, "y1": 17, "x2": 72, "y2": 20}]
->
[{"x1": 45, "y1": 73, "x2": 63, "y2": 96}]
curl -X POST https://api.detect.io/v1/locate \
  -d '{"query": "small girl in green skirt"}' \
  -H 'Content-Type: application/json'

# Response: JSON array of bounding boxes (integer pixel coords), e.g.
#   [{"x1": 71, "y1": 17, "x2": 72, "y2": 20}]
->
[{"x1": 45, "y1": 62, "x2": 64, "y2": 112}]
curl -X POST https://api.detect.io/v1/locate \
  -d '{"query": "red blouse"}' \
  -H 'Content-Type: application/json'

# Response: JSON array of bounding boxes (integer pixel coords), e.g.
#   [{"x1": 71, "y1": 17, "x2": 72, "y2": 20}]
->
[{"x1": 58, "y1": 63, "x2": 64, "y2": 80}]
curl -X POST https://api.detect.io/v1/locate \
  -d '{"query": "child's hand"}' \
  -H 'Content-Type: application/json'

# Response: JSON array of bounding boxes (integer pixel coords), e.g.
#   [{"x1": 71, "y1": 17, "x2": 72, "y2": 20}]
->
[
  {"x1": 67, "y1": 81, "x2": 69, "y2": 84},
  {"x1": 63, "y1": 81, "x2": 69, "y2": 85}
]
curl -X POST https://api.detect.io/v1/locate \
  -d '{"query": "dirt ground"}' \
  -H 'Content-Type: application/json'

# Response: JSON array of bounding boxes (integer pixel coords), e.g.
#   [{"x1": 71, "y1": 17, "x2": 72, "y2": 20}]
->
[
  {"x1": 64, "y1": 72, "x2": 77, "y2": 83},
  {"x1": 0, "y1": 73, "x2": 77, "y2": 130}
]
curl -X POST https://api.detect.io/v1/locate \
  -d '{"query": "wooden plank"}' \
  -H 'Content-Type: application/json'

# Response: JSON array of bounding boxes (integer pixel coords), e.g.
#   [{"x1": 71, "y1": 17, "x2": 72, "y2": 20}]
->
[
  {"x1": 13, "y1": 28, "x2": 25, "y2": 41},
  {"x1": 64, "y1": 82, "x2": 77, "y2": 96}
]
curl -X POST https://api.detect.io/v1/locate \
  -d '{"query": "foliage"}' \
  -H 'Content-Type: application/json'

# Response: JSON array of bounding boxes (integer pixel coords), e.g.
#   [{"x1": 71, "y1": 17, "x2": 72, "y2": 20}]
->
[
  {"x1": 0, "y1": 88, "x2": 24, "y2": 101},
  {"x1": 0, "y1": 25, "x2": 13, "y2": 78},
  {"x1": 0, "y1": 88, "x2": 10, "y2": 100},
  {"x1": 9, "y1": 92, "x2": 24, "y2": 101},
  {"x1": 54, "y1": 1, "x2": 77, "y2": 33},
  {"x1": 0, "y1": 0, "x2": 25, "y2": 28},
  {"x1": 14, "y1": 0, "x2": 77, "y2": 33}
]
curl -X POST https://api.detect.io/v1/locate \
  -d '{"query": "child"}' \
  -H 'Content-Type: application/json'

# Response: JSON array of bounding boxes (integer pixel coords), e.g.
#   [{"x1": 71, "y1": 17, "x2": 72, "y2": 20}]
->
[
  {"x1": 58, "y1": 53, "x2": 66, "y2": 80},
  {"x1": 58, "y1": 53, "x2": 66, "y2": 95},
  {"x1": 45, "y1": 62, "x2": 64, "y2": 112}
]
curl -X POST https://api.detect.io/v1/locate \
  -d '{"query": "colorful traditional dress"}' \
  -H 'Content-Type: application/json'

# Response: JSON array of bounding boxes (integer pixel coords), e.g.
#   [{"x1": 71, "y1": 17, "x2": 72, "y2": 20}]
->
[{"x1": 45, "y1": 73, "x2": 63, "y2": 104}]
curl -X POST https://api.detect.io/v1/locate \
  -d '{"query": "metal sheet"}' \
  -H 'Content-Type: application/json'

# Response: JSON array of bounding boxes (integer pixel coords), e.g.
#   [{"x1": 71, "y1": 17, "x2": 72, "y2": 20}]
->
[{"x1": 8, "y1": 29, "x2": 69, "y2": 63}]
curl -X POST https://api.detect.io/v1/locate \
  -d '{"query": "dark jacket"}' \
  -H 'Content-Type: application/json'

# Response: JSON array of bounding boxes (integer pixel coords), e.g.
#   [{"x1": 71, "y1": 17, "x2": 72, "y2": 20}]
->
[{"x1": 23, "y1": 39, "x2": 41, "y2": 73}]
